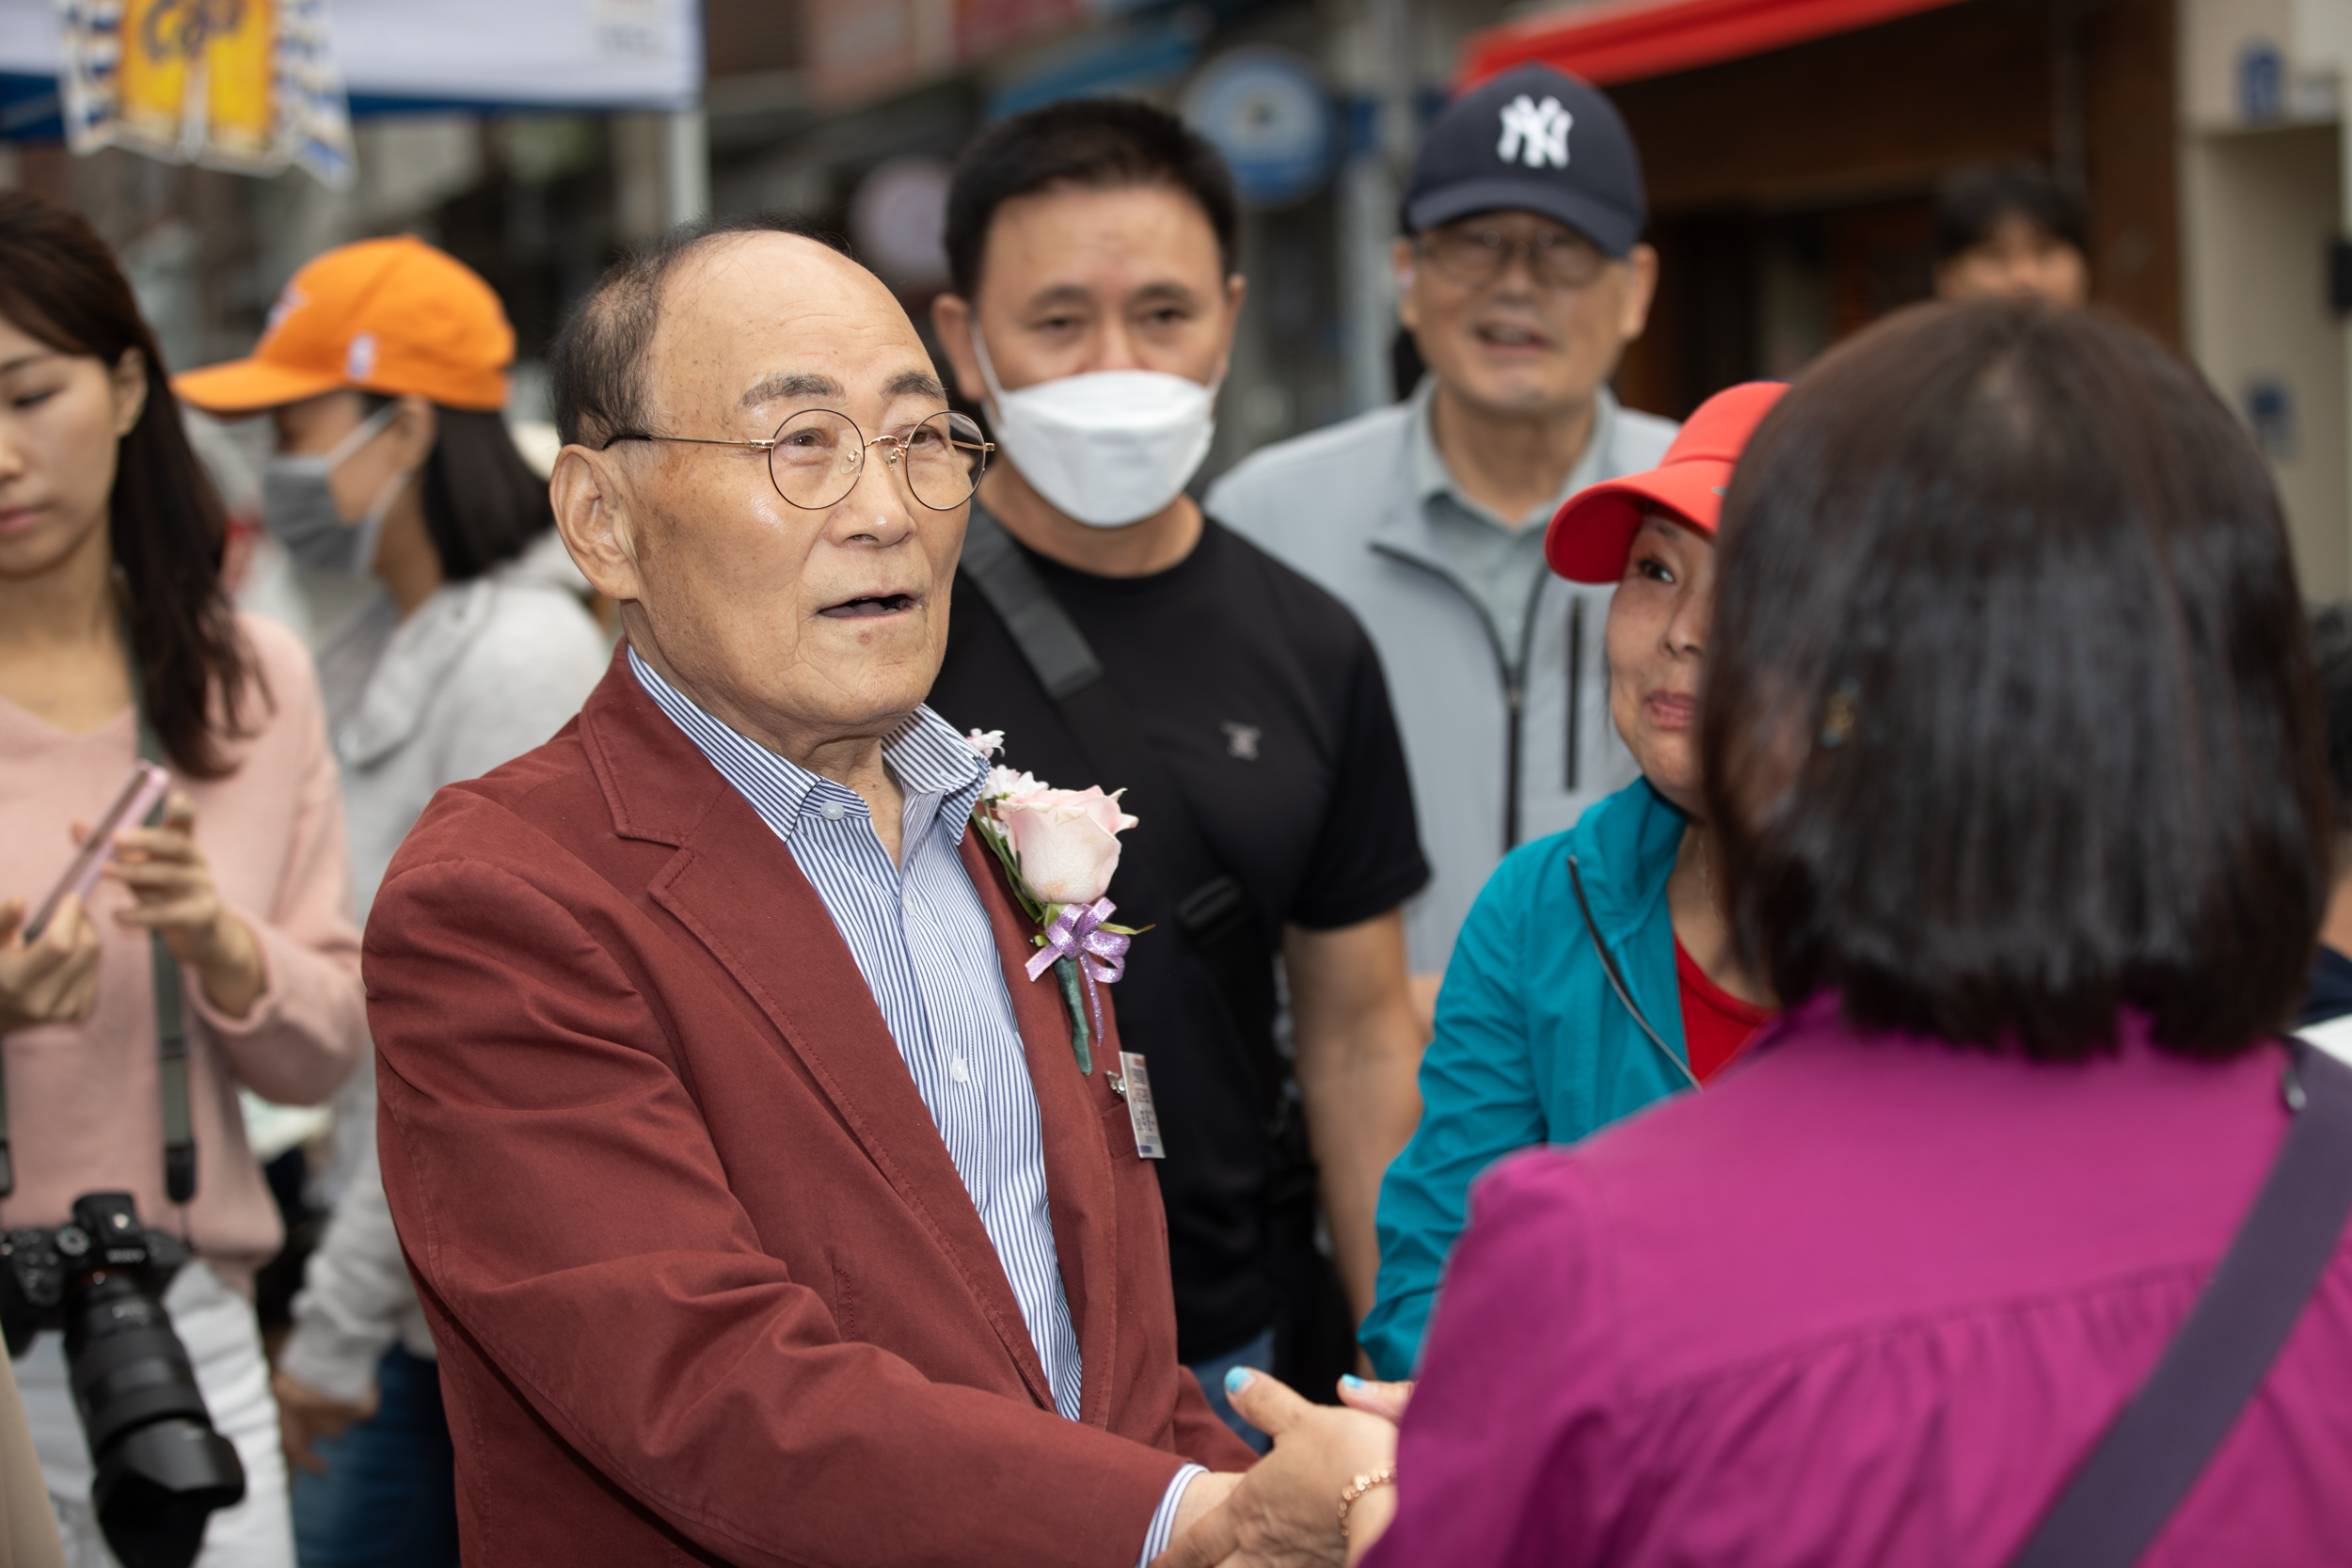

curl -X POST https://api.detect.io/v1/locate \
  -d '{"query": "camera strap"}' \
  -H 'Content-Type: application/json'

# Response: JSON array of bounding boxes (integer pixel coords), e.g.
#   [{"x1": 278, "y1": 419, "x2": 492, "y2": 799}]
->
[
  {"x1": 959, "y1": 506, "x2": 1286, "y2": 1128},
  {"x1": 0, "y1": 659, "x2": 197, "y2": 1206},
  {"x1": 139, "y1": 708, "x2": 198, "y2": 1207}
]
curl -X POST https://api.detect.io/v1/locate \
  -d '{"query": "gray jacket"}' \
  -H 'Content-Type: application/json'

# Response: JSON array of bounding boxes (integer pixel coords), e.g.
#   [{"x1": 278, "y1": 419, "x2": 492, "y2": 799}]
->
[
  {"x1": 1208, "y1": 385, "x2": 1677, "y2": 975},
  {"x1": 278, "y1": 550, "x2": 610, "y2": 1401}
]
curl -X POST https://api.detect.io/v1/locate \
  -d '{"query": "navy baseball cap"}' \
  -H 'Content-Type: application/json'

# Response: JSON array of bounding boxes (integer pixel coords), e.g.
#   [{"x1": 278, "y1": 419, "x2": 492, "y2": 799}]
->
[{"x1": 1403, "y1": 65, "x2": 1647, "y2": 258}]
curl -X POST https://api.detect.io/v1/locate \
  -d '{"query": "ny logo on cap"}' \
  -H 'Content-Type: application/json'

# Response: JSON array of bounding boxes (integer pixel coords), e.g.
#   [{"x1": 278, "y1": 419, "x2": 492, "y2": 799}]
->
[{"x1": 1496, "y1": 94, "x2": 1572, "y2": 169}]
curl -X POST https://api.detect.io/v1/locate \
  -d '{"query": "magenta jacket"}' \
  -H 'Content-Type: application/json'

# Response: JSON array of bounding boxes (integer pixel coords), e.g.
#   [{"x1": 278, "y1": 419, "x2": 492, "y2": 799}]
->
[{"x1": 1364, "y1": 997, "x2": 2352, "y2": 1567}]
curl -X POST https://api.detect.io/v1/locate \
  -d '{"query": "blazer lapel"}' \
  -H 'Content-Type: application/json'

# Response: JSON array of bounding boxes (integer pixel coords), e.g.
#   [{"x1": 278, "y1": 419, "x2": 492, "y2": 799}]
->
[
  {"x1": 579, "y1": 658, "x2": 1060, "y2": 1410},
  {"x1": 961, "y1": 833, "x2": 1126, "y2": 1429}
]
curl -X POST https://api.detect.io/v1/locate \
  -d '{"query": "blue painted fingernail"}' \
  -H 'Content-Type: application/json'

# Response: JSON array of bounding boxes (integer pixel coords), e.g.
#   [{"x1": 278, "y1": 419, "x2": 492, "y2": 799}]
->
[
  {"x1": 1340, "y1": 1373, "x2": 1364, "y2": 1390},
  {"x1": 1224, "y1": 1367, "x2": 1254, "y2": 1396}
]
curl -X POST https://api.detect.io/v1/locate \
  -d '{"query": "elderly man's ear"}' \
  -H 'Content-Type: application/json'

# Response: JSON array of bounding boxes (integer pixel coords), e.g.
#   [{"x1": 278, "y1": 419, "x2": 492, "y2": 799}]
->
[{"x1": 551, "y1": 446, "x2": 647, "y2": 605}]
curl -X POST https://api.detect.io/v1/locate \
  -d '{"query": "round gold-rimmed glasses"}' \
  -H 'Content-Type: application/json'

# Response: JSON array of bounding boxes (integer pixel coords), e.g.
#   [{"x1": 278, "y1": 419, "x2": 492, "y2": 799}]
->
[{"x1": 599, "y1": 408, "x2": 993, "y2": 512}]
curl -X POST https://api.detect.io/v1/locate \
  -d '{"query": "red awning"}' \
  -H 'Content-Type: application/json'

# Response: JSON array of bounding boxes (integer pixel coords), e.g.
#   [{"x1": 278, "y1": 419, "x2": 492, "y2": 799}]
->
[{"x1": 1458, "y1": 0, "x2": 1967, "y2": 87}]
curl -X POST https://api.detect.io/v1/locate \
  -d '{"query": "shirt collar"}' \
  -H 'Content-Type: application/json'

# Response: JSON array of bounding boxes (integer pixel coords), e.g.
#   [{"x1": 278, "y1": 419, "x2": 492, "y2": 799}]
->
[
  {"x1": 1410, "y1": 376, "x2": 1626, "y2": 532},
  {"x1": 627, "y1": 645, "x2": 987, "y2": 845}
]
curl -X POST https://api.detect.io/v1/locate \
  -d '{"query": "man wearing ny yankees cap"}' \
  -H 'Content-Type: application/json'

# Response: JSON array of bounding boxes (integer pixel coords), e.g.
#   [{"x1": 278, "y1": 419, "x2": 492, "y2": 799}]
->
[{"x1": 1210, "y1": 66, "x2": 1674, "y2": 1038}]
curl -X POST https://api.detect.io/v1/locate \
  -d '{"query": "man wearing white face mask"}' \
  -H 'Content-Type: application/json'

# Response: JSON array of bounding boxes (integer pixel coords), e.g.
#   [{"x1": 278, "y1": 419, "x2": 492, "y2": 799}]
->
[{"x1": 928, "y1": 100, "x2": 1431, "y2": 1435}]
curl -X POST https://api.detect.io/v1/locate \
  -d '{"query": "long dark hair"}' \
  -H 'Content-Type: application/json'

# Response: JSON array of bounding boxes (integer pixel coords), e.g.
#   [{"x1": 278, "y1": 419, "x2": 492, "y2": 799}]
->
[
  {"x1": 0, "y1": 191, "x2": 256, "y2": 778},
  {"x1": 1704, "y1": 299, "x2": 2328, "y2": 1060}
]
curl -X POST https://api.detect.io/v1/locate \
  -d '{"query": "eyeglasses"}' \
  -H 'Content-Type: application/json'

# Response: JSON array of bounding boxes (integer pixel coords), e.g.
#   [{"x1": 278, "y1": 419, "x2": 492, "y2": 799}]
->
[
  {"x1": 1415, "y1": 225, "x2": 1610, "y2": 291},
  {"x1": 599, "y1": 408, "x2": 993, "y2": 512}
]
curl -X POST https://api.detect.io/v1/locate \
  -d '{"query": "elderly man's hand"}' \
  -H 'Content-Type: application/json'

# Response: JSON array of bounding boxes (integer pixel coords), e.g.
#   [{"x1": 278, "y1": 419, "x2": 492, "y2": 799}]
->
[{"x1": 1152, "y1": 1370, "x2": 1398, "y2": 1568}]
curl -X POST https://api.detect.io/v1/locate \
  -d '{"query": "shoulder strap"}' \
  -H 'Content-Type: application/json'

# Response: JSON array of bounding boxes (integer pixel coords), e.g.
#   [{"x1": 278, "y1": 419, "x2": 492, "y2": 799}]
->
[
  {"x1": 2008, "y1": 1038, "x2": 2352, "y2": 1568},
  {"x1": 959, "y1": 507, "x2": 1285, "y2": 1120}
]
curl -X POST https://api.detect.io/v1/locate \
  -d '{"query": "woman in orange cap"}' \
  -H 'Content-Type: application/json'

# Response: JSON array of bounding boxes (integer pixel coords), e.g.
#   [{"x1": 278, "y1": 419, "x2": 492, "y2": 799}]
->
[
  {"x1": 174, "y1": 237, "x2": 608, "y2": 1568},
  {"x1": 0, "y1": 191, "x2": 368, "y2": 1567},
  {"x1": 1358, "y1": 380, "x2": 1788, "y2": 1382}
]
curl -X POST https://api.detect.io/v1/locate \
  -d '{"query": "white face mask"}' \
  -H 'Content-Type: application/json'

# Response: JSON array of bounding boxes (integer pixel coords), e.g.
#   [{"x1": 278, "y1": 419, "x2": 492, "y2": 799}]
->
[{"x1": 972, "y1": 329, "x2": 1220, "y2": 529}]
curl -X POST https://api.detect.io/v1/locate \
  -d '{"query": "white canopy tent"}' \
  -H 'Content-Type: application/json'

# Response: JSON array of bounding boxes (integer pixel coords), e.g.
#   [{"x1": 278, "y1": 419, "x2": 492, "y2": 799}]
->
[{"x1": 0, "y1": 0, "x2": 701, "y2": 112}]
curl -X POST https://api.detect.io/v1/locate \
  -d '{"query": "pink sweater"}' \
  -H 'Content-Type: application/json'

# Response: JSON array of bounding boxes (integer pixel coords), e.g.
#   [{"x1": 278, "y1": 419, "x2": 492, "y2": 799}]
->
[{"x1": 0, "y1": 613, "x2": 365, "y2": 1293}]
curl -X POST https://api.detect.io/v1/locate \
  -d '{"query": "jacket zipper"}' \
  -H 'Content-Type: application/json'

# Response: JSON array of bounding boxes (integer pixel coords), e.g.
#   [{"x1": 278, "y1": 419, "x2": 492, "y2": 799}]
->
[
  {"x1": 1367, "y1": 545, "x2": 1561, "y2": 857},
  {"x1": 1565, "y1": 597, "x2": 1583, "y2": 795},
  {"x1": 1567, "y1": 853, "x2": 1697, "y2": 1089},
  {"x1": 1502, "y1": 566, "x2": 1553, "y2": 852}
]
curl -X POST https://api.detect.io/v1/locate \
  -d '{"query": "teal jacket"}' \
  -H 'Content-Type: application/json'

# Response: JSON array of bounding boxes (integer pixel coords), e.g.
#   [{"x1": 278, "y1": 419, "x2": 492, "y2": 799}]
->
[{"x1": 1361, "y1": 777, "x2": 1697, "y2": 1379}]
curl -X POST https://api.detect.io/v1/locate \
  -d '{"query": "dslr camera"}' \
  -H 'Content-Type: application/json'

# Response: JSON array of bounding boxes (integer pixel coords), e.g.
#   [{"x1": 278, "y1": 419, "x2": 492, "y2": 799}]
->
[{"x1": 0, "y1": 1193, "x2": 244, "y2": 1568}]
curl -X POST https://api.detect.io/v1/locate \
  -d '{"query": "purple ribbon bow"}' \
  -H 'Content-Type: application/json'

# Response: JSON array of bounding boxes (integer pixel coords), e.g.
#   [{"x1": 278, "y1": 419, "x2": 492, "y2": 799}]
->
[{"x1": 1025, "y1": 897, "x2": 1130, "y2": 985}]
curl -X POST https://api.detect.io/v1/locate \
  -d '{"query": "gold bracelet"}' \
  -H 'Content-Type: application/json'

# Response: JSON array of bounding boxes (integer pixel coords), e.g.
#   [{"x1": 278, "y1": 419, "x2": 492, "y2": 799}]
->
[{"x1": 1337, "y1": 1465, "x2": 1396, "y2": 1541}]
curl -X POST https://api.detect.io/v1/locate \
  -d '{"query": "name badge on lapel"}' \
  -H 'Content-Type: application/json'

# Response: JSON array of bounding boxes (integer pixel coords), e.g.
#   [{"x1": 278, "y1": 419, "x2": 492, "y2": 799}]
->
[{"x1": 1113, "y1": 1052, "x2": 1166, "y2": 1159}]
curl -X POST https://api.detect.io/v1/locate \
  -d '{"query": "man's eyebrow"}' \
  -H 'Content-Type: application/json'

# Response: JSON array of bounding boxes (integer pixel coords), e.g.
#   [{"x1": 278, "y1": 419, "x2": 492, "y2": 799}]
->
[
  {"x1": 1025, "y1": 279, "x2": 1201, "y2": 311},
  {"x1": 1022, "y1": 283, "x2": 1095, "y2": 312},
  {"x1": 740, "y1": 371, "x2": 843, "y2": 409},
  {"x1": 886, "y1": 370, "x2": 946, "y2": 403}
]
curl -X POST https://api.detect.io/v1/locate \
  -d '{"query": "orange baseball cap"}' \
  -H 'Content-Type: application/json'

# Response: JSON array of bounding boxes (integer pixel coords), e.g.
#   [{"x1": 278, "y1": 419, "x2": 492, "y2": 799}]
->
[
  {"x1": 174, "y1": 236, "x2": 513, "y2": 414},
  {"x1": 1545, "y1": 380, "x2": 1788, "y2": 583}
]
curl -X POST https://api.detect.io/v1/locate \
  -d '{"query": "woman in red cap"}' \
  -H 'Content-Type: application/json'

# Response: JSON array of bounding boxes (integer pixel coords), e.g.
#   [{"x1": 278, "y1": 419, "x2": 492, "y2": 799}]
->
[{"x1": 1358, "y1": 379, "x2": 1787, "y2": 1382}]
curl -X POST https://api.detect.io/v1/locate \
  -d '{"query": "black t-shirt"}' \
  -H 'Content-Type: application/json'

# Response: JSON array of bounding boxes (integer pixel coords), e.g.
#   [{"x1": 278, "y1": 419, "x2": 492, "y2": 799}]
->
[{"x1": 929, "y1": 515, "x2": 1429, "y2": 1359}]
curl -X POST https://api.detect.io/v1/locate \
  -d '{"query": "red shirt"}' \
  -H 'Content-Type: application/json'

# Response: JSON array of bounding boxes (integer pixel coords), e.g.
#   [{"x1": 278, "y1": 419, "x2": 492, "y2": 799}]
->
[{"x1": 1676, "y1": 938, "x2": 1772, "y2": 1083}]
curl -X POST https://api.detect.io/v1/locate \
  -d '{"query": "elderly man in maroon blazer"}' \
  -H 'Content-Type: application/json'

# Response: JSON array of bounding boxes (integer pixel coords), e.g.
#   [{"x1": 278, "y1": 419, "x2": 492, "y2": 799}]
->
[{"x1": 361, "y1": 215, "x2": 1257, "y2": 1566}]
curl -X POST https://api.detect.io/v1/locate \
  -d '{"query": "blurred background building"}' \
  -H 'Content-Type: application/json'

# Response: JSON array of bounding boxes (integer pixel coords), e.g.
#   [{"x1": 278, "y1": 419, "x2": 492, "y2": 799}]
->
[{"x1": 1, "y1": 0, "x2": 2347, "y2": 592}]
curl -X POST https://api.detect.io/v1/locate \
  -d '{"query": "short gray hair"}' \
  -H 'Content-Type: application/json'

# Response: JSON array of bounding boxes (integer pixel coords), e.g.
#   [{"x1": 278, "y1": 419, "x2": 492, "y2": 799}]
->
[{"x1": 548, "y1": 214, "x2": 850, "y2": 450}]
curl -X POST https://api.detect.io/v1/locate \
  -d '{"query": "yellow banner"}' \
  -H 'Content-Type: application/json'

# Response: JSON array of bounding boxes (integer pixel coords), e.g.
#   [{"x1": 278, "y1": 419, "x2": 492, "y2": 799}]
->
[{"x1": 58, "y1": 0, "x2": 353, "y2": 186}]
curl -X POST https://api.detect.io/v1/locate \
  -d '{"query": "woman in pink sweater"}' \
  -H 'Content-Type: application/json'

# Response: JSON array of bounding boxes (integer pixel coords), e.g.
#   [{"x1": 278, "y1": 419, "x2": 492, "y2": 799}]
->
[{"x1": 0, "y1": 191, "x2": 365, "y2": 1564}]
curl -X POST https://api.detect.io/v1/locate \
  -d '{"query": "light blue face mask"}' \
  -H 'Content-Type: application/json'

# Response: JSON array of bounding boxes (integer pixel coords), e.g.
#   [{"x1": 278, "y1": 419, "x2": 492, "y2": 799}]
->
[{"x1": 261, "y1": 403, "x2": 412, "y2": 577}]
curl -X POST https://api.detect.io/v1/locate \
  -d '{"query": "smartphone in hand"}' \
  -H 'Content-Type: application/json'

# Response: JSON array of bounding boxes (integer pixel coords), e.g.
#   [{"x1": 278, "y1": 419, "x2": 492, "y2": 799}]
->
[{"x1": 22, "y1": 762, "x2": 172, "y2": 943}]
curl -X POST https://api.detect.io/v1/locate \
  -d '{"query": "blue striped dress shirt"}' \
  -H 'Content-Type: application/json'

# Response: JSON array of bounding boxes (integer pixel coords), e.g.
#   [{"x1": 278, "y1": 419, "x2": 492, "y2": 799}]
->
[{"x1": 629, "y1": 650, "x2": 1200, "y2": 1562}]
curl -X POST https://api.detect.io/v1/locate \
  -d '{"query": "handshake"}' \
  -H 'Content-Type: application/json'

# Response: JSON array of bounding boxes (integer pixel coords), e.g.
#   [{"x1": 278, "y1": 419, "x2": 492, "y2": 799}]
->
[{"x1": 1157, "y1": 1372, "x2": 1411, "y2": 1568}]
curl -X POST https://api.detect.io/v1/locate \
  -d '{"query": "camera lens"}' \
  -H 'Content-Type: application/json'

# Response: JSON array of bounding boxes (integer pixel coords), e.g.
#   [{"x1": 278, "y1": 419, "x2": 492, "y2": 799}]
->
[{"x1": 54, "y1": 1196, "x2": 244, "y2": 1568}]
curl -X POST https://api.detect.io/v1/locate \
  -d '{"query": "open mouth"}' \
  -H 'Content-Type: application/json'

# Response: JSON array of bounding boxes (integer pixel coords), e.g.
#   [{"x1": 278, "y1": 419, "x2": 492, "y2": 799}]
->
[
  {"x1": 1474, "y1": 323, "x2": 1551, "y2": 349},
  {"x1": 818, "y1": 593, "x2": 918, "y2": 619}
]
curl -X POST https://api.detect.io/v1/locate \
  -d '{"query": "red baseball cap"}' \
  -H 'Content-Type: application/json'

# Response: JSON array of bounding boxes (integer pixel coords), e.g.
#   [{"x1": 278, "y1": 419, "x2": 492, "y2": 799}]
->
[{"x1": 1545, "y1": 380, "x2": 1788, "y2": 583}]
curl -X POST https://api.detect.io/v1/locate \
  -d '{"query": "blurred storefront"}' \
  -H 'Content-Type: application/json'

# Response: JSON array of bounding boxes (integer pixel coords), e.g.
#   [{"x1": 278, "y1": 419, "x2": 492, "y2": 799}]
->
[
  {"x1": 2176, "y1": 0, "x2": 2349, "y2": 597},
  {"x1": 1469, "y1": 0, "x2": 2180, "y2": 410},
  {"x1": 3, "y1": 0, "x2": 2344, "y2": 593},
  {"x1": 1472, "y1": 0, "x2": 2349, "y2": 599}
]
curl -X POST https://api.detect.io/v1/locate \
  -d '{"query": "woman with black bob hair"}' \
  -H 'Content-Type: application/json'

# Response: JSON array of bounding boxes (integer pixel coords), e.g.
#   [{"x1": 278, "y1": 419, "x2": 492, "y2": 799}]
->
[
  {"x1": 0, "y1": 190, "x2": 367, "y2": 1564},
  {"x1": 175, "y1": 237, "x2": 608, "y2": 1568},
  {"x1": 1711, "y1": 315, "x2": 2324, "y2": 1053},
  {"x1": 1164, "y1": 300, "x2": 2352, "y2": 1566}
]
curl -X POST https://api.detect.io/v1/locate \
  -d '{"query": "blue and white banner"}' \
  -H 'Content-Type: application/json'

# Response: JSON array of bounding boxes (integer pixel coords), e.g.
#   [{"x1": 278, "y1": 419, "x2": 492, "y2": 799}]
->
[{"x1": 1, "y1": 0, "x2": 700, "y2": 122}]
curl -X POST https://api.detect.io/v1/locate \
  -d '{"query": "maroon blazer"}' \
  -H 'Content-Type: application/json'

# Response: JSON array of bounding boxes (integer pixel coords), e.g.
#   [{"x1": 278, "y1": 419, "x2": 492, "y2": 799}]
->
[{"x1": 365, "y1": 650, "x2": 1255, "y2": 1566}]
